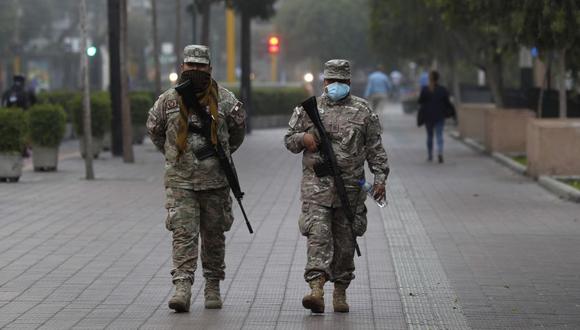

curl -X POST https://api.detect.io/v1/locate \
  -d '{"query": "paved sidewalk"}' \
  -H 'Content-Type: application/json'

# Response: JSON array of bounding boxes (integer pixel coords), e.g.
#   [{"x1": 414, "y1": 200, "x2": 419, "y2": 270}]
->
[{"x1": 0, "y1": 103, "x2": 578, "y2": 329}]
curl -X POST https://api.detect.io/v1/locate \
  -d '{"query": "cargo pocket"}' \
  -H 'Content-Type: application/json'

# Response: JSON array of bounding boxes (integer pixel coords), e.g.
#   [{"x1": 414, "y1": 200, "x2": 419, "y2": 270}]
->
[
  {"x1": 222, "y1": 190, "x2": 234, "y2": 232},
  {"x1": 352, "y1": 204, "x2": 368, "y2": 237},
  {"x1": 164, "y1": 187, "x2": 177, "y2": 231},
  {"x1": 298, "y1": 203, "x2": 311, "y2": 236}
]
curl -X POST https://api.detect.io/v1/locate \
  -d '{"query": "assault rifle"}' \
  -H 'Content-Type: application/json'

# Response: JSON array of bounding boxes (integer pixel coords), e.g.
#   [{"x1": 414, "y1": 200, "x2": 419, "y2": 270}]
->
[
  {"x1": 301, "y1": 96, "x2": 361, "y2": 257},
  {"x1": 175, "y1": 80, "x2": 253, "y2": 234}
]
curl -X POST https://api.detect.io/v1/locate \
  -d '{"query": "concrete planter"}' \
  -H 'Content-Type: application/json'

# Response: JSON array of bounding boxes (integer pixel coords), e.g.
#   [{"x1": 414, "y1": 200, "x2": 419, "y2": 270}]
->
[
  {"x1": 484, "y1": 108, "x2": 535, "y2": 154},
  {"x1": 32, "y1": 145, "x2": 59, "y2": 172},
  {"x1": 79, "y1": 137, "x2": 104, "y2": 159},
  {"x1": 457, "y1": 103, "x2": 495, "y2": 143},
  {"x1": 133, "y1": 126, "x2": 146, "y2": 145},
  {"x1": 102, "y1": 132, "x2": 111, "y2": 151},
  {"x1": 527, "y1": 119, "x2": 580, "y2": 177},
  {"x1": 0, "y1": 153, "x2": 23, "y2": 182},
  {"x1": 252, "y1": 115, "x2": 291, "y2": 129}
]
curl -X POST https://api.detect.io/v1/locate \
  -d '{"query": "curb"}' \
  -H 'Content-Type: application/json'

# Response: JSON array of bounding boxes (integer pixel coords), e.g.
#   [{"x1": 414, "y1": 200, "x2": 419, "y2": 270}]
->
[
  {"x1": 462, "y1": 137, "x2": 486, "y2": 153},
  {"x1": 491, "y1": 152, "x2": 527, "y2": 176},
  {"x1": 538, "y1": 176, "x2": 580, "y2": 203}
]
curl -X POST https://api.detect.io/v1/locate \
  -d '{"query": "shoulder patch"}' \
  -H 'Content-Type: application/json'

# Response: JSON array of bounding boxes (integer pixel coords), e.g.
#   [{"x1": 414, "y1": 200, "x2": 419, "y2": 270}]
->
[{"x1": 165, "y1": 99, "x2": 177, "y2": 109}]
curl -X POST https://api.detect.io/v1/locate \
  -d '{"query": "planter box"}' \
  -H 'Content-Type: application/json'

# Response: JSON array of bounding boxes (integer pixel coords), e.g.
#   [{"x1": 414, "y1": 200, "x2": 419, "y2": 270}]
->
[
  {"x1": 32, "y1": 146, "x2": 59, "y2": 171},
  {"x1": 0, "y1": 153, "x2": 23, "y2": 182},
  {"x1": 527, "y1": 119, "x2": 580, "y2": 177},
  {"x1": 133, "y1": 126, "x2": 146, "y2": 145},
  {"x1": 484, "y1": 109, "x2": 535, "y2": 153},
  {"x1": 79, "y1": 137, "x2": 104, "y2": 159},
  {"x1": 252, "y1": 115, "x2": 291, "y2": 129},
  {"x1": 457, "y1": 103, "x2": 495, "y2": 143}
]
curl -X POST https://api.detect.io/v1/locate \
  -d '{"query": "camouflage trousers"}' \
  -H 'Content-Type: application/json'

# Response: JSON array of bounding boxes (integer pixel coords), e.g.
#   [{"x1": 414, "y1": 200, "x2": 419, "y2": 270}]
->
[
  {"x1": 299, "y1": 202, "x2": 367, "y2": 284},
  {"x1": 165, "y1": 186, "x2": 234, "y2": 284}
]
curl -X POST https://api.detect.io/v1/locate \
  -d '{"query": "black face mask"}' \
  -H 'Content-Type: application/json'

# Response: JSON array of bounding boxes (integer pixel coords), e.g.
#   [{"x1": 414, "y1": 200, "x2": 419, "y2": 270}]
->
[{"x1": 179, "y1": 69, "x2": 211, "y2": 93}]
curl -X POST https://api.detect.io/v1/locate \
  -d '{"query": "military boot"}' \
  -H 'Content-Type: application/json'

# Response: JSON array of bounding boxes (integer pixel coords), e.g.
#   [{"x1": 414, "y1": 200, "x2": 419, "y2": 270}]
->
[
  {"x1": 333, "y1": 283, "x2": 350, "y2": 313},
  {"x1": 204, "y1": 279, "x2": 223, "y2": 309},
  {"x1": 302, "y1": 276, "x2": 326, "y2": 313},
  {"x1": 168, "y1": 279, "x2": 192, "y2": 313}
]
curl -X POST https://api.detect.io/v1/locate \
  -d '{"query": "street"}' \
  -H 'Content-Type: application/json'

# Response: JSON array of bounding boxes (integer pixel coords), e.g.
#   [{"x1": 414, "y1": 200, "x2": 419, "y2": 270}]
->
[{"x1": 0, "y1": 103, "x2": 579, "y2": 329}]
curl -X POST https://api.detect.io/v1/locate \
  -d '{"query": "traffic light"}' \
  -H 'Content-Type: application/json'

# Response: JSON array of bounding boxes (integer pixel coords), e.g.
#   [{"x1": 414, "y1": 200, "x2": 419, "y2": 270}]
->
[{"x1": 268, "y1": 36, "x2": 280, "y2": 54}]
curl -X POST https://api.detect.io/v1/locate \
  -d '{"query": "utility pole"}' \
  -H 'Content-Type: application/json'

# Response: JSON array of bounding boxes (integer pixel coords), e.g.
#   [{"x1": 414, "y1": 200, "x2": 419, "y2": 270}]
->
[
  {"x1": 108, "y1": 0, "x2": 133, "y2": 161},
  {"x1": 176, "y1": 0, "x2": 182, "y2": 73},
  {"x1": 80, "y1": 0, "x2": 94, "y2": 180},
  {"x1": 108, "y1": 0, "x2": 123, "y2": 156},
  {"x1": 120, "y1": 0, "x2": 134, "y2": 163},
  {"x1": 226, "y1": 1, "x2": 236, "y2": 82},
  {"x1": 151, "y1": 0, "x2": 162, "y2": 96}
]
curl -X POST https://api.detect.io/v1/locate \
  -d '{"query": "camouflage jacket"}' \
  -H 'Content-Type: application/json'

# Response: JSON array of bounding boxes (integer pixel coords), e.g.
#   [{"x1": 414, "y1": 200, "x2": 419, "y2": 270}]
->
[
  {"x1": 147, "y1": 85, "x2": 246, "y2": 191},
  {"x1": 284, "y1": 94, "x2": 389, "y2": 208}
]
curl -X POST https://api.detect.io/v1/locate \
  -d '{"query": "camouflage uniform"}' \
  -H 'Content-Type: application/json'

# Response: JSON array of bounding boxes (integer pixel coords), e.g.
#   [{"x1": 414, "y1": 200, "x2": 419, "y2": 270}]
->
[
  {"x1": 284, "y1": 60, "x2": 389, "y2": 286},
  {"x1": 147, "y1": 46, "x2": 246, "y2": 285}
]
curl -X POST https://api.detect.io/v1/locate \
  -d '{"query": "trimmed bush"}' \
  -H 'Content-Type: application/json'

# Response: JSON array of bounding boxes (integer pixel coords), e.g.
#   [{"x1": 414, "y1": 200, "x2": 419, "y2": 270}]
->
[
  {"x1": 71, "y1": 93, "x2": 112, "y2": 138},
  {"x1": 37, "y1": 90, "x2": 77, "y2": 122},
  {"x1": 28, "y1": 104, "x2": 66, "y2": 147},
  {"x1": 130, "y1": 92, "x2": 154, "y2": 127},
  {"x1": 0, "y1": 108, "x2": 28, "y2": 153},
  {"x1": 226, "y1": 86, "x2": 310, "y2": 116}
]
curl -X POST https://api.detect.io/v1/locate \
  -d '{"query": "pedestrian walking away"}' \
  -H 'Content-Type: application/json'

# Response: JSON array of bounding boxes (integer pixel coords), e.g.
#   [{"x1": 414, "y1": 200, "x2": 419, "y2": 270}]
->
[
  {"x1": 364, "y1": 64, "x2": 391, "y2": 111},
  {"x1": 147, "y1": 44, "x2": 247, "y2": 313},
  {"x1": 417, "y1": 70, "x2": 456, "y2": 163},
  {"x1": 284, "y1": 59, "x2": 390, "y2": 314}
]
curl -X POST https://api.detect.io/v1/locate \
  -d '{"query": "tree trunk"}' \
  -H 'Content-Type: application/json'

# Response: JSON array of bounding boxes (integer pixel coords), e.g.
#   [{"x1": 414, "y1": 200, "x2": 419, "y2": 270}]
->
[
  {"x1": 485, "y1": 54, "x2": 504, "y2": 108},
  {"x1": 80, "y1": 0, "x2": 94, "y2": 180},
  {"x1": 120, "y1": 0, "x2": 134, "y2": 163},
  {"x1": 200, "y1": 1, "x2": 211, "y2": 45},
  {"x1": 175, "y1": 0, "x2": 182, "y2": 71},
  {"x1": 151, "y1": 0, "x2": 162, "y2": 96},
  {"x1": 558, "y1": 48, "x2": 567, "y2": 119},
  {"x1": 108, "y1": 0, "x2": 123, "y2": 156},
  {"x1": 537, "y1": 53, "x2": 553, "y2": 119},
  {"x1": 240, "y1": 12, "x2": 252, "y2": 133}
]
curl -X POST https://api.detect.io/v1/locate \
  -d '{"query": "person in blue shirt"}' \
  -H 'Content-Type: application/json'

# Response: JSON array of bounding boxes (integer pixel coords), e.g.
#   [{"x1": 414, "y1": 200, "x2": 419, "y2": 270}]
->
[{"x1": 364, "y1": 65, "x2": 391, "y2": 111}]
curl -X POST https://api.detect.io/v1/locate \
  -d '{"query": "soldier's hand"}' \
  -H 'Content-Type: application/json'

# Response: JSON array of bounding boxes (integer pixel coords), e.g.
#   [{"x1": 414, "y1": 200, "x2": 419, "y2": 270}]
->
[
  {"x1": 303, "y1": 133, "x2": 318, "y2": 152},
  {"x1": 373, "y1": 183, "x2": 386, "y2": 202}
]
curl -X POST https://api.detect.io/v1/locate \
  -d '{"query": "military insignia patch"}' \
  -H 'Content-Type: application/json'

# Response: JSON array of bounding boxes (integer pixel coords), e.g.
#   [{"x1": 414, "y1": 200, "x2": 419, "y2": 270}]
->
[{"x1": 165, "y1": 99, "x2": 178, "y2": 109}]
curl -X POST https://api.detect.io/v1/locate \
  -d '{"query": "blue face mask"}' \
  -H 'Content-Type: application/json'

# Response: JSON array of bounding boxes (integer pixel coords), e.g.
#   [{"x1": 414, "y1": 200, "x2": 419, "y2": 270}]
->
[{"x1": 326, "y1": 82, "x2": 350, "y2": 101}]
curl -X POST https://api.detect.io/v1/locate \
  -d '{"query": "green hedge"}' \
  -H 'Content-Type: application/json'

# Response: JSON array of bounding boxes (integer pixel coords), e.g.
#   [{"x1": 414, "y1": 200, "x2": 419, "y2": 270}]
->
[
  {"x1": 130, "y1": 92, "x2": 155, "y2": 127},
  {"x1": 226, "y1": 86, "x2": 310, "y2": 116},
  {"x1": 28, "y1": 104, "x2": 66, "y2": 147},
  {"x1": 70, "y1": 93, "x2": 112, "y2": 138},
  {"x1": 0, "y1": 108, "x2": 28, "y2": 153},
  {"x1": 37, "y1": 90, "x2": 77, "y2": 122}
]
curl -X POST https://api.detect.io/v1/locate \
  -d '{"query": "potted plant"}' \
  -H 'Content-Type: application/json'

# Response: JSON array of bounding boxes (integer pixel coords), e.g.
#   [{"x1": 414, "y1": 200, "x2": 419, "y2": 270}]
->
[
  {"x1": 131, "y1": 92, "x2": 154, "y2": 144},
  {"x1": 71, "y1": 93, "x2": 111, "y2": 159},
  {"x1": 28, "y1": 104, "x2": 66, "y2": 171},
  {"x1": 37, "y1": 90, "x2": 78, "y2": 139},
  {"x1": 0, "y1": 108, "x2": 27, "y2": 182}
]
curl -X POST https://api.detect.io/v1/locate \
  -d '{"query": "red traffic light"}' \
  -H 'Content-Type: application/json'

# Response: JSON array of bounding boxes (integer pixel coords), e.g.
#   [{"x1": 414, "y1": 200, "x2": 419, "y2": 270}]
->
[{"x1": 268, "y1": 36, "x2": 280, "y2": 54}]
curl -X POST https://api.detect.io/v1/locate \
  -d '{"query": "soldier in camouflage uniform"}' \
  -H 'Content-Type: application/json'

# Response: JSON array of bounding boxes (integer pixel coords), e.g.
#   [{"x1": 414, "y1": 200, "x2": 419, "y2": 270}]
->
[
  {"x1": 147, "y1": 45, "x2": 246, "y2": 313},
  {"x1": 284, "y1": 59, "x2": 389, "y2": 313}
]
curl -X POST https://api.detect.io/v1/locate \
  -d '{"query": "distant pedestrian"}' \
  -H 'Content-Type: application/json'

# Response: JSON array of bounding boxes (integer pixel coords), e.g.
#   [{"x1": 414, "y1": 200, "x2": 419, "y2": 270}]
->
[
  {"x1": 364, "y1": 65, "x2": 391, "y2": 111},
  {"x1": 417, "y1": 71, "x2": 455, "y2": 163},
  {"x1": 2, "y1": 75, "x2": 34, "y2": 109}
]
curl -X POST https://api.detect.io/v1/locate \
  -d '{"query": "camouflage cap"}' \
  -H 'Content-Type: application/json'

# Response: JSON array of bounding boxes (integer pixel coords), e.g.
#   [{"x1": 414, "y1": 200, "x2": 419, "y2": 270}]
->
[
  {"x1": 323, "y1": 59, "x2": 351, "y2": 80},
  {"x1": 183, "y1": 45, "x2": 211, "y2": 64}
]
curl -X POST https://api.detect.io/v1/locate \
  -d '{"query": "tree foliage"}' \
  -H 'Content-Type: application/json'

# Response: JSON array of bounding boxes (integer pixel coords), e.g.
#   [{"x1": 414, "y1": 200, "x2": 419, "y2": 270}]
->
[
  {"x1": 275, "y1": 0, "x2": 374, "y2": 69},
  {"x1": 230, "y1": 0, "x2": 276, "y2": 19},
  {"x1": 512, "y1": 0, "x2": 580, "y2": 52}
]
